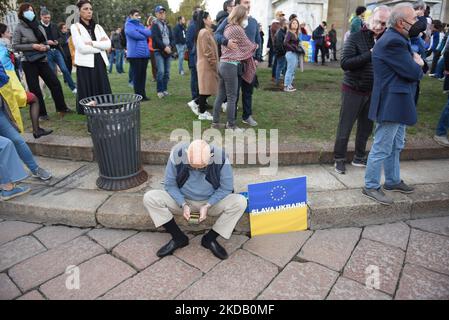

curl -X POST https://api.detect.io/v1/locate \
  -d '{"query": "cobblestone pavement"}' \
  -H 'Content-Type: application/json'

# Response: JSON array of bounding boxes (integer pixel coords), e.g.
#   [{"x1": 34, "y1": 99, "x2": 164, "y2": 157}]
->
[{"x1": 1, "y1": 216, "x2": 448, "y2": 300}]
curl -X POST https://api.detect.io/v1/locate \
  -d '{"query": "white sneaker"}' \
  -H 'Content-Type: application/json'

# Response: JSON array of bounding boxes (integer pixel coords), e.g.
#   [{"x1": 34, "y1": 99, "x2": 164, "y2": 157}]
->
[
  {"x1": 222, "y1": 102, "x2": 227, "y2": 113},
  {"x1": 190, "y1": 104, "x2": 199, "y2": 116},
  {"x1": 163, "y1": 91, "x2": 169, "y2": 96},
  {"x1": 72, "y1": 88, "x2": 77, "y2": 94},
  {"x1": 434, "y1": 135, "x2": 449, "y2": 147},
  {"x1": 284, "y1": 85, "x2": 297, "y2": 92},
  {"x1": 187, "y1": 100, "x2": 199, "y2": 109},
  {"x1": 157, "y1": 92, "x2": 165, "y2": 99},
  {"x1": 198, "y1": 111, "x2": 213, "y2": 121}
]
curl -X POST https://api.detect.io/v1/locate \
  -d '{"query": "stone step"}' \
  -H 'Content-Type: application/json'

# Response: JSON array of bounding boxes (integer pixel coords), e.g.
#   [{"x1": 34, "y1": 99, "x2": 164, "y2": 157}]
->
[
  {"x1": 24, "y1": 134, "x2": 449, "y2": 166},
  {"x1": 1, "y1": 183, "x2": 448, "y2": 233}
]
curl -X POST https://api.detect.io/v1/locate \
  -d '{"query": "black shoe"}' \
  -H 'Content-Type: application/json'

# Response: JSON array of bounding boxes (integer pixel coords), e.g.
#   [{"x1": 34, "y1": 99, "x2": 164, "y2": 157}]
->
[
  {"x1": 142, "y1": 97, "x2": 150, "y2": 102},
  {"x1": 39, "y1": 115, "x2": 50, "y2": 121},
  {"x1": 33, "y1": 128, "x2": 53, "y2": 139},
  {"x1": 383, "y1": 180, "x2": 415, "y2": 194},
  {"x1": 335, "y1": 160, "x2": 346, "y2": 175},
  {"x1": 156, "y1": 238, "x2": 189, "y2": 258},
  {"x1": 62, "y1": 108, "x2": 75, "y2": 114},
  {"x1": 201, "y1": 237, "x2": 228, "y2": 260},
  {"x1": 352, "y1": 158, "x2": 367, "y2": 167}
]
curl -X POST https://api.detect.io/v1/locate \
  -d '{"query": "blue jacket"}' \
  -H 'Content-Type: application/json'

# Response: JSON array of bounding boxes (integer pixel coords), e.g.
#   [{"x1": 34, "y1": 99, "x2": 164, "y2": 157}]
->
[
  {"x1": 0, "y1": 42, "x2": 14, "y2": 71},
  {"x1": 125, "y1": 18, "x2": 152, "y2": 59},
  {"x1": 369, "y1": 28, "x2": 423, "y2": 126},
  {"x1": 173, "y1": 23, "x2": 186, "y2": 45},
  {"x1": 215, "y1": 17, "x2": 262, "y2": 62},
  {"x1": 186, "y1": 20, "x2": 197, "y2": 68}
]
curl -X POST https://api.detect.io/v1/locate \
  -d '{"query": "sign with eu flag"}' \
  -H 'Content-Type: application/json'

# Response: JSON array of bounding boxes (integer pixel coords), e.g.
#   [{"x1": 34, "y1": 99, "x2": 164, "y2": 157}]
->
[{"x1": 248, "y1": 177, "x2": 308, "y2": 237}]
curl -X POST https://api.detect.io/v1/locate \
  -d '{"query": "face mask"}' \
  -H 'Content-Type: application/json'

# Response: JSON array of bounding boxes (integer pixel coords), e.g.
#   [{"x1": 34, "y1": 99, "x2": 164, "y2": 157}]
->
[
  {"x1": 23, "y1": 11, "x2": 35, "y2": 22},
  {"x1": 241, "y1": 18, "x2": 249, "y2": 29},
  {"x1": 404, "y1": 20, "x2": 426, "y2": 38}
]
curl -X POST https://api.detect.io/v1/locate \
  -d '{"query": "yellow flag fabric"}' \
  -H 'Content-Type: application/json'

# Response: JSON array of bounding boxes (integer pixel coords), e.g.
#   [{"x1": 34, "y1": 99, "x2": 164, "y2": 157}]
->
[{"x1": 0, "y1": 70, "x2": 27, "y2": 133}]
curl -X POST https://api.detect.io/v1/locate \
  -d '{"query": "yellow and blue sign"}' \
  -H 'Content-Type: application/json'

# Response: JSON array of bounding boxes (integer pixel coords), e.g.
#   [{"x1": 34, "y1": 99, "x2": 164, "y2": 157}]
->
[{"x1": 248, "y1": 177, "x2": 308, "y2": 237}]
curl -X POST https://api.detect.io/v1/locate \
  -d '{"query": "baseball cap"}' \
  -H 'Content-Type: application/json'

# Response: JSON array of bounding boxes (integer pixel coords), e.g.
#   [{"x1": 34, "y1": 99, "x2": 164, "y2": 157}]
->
[{"x1": 155, "y1": 5, "x2": 166, "y2": 14}]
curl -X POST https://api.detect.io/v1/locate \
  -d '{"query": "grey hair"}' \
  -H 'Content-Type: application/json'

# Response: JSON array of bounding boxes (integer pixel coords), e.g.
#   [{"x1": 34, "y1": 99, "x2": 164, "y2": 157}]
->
[
  {"x1": 413, "y1": 0, "x2": 427, "y2": 11},
  {"x1": 373, "y1": 5, "x2": 392, "y2": 15},
  {"x1": 388, "y1": 2, "x2": 414, "y2": 28}
]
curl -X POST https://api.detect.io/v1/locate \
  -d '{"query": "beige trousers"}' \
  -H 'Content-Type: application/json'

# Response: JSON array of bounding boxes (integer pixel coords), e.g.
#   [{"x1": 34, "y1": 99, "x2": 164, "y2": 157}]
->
[{"x1": 143, "y1": 190, "x2": 247, "y2": 239}]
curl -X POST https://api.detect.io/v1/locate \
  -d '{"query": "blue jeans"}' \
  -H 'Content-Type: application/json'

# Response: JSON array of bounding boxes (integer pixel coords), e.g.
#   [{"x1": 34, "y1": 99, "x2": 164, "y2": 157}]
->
[
  {"x1": 275, "y1": 55, "x2": 286, "y2": 85},
  {"x1": 365, "y1": 122, "x2": 406, "y2": 190},
  {"x1": 176, "y1": 44, "x2": 186, "y2": 74},
  {"x1": 47, "y1": 49, "x2": 76, "y2": 91},
  {"x1": 285, "y1": 52, "x2": 299, "y2": 87},
  {"x1": 436, "y1": 98, "x2": 449, "y2": 136},
  {"x1": 154, "y1": 51, "x2": 171, "y2": 93},
  {"x1": 115, "y1": 49, "x2": 125, "y2": 73},
  {"x1": 108, "y1": 50, "x2": 115, "y2": 73},
  {"x1": 128, "y1": 61, "x2": 134, "y2": 85},
  {"x1": 190, "y1": 65, "x2": 199, "y2": 101},
  {"x1": 0, "y1": 136, "x2": 28, "y2": 185},
  {"x1": 435, "y1": 56, "x2": 445, "y2": 78},
  {"x1": 0, "y1": 107, "x2": 38, "y2": 173}
]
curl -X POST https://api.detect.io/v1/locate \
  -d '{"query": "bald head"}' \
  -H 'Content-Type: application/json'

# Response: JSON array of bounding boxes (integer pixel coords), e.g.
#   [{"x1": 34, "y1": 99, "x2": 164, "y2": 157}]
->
[{"x1": 187, "y1": 140, "x2": 212, "y2": 169}]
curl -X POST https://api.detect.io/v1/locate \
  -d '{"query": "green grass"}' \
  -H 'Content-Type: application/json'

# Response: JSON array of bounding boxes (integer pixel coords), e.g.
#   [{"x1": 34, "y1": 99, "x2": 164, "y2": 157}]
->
[{"x1": 21, "y1": 61, "x2": 446, "y2": 143}]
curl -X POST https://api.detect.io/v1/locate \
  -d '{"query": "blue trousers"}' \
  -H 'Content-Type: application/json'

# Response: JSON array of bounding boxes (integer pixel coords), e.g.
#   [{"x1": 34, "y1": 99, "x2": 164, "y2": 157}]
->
[
  {"x1": 436, "y1": 98, "x2": 449, "y2": 136},
  {"x1": 365, "y1": 122, "x2": 406, "y2": 190},
  {"x1": 176, "y1": 44, "x2": 186, "y2": 74},
  {"x1": 154, "y1": 51, "x2": 171, "y2": 93},
  {"x1": 0, "y1": 136, "x2": 28, "y2": 185},
  {"x1": 0, "y1": 107, "x2": 38, "y2": 173},
  {"x1": 47, "y1": 49, "x2": 76, "y2": 91}
]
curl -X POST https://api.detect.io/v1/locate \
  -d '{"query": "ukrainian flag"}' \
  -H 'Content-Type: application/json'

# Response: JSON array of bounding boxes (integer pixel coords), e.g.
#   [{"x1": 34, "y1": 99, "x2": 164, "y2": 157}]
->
[{"x1": 248, "y1": 177, "x2": 308, "y2": 237}]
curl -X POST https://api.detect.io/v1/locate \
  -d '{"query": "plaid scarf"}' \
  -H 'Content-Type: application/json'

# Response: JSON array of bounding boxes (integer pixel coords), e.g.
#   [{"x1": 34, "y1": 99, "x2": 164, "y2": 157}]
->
[{"x1": 221, "y1": 24, "x2": 257, "y2": 83}]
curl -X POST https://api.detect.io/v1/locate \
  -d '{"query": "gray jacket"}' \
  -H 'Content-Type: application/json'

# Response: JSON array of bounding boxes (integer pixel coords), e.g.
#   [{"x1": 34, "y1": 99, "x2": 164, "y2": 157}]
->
[{"x1": 12, "y1": 20, "x2": 49, "y2": 62}]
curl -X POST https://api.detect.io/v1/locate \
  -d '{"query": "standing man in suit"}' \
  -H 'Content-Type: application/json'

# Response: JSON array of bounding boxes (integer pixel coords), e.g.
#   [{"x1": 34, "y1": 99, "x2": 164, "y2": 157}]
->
[{"x1": 363, "y1": 3, "x2": 424, "y2": 205}]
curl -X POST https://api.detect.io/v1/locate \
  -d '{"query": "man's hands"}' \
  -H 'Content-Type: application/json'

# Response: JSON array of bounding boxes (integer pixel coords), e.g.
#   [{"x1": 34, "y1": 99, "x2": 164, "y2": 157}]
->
[
  {"x1": 227, "y1": 39, "x2": 238, "y2": 50},
  {"x1": 47, "y1": 40, "x2": 58, "y2": 46},
  {"x1": 413, "y1": 53, "x2": 424, "y2": 67},
  {"x1": 164, "y1": 46, "x2": 172, "y2": 55},
  {"x1": 183, "y1": 203, "x2": 211, "y2": 223},
  {"x1": 183, "y1": 203, "x2": 191, "y2": 221},
  {"x1": 199, "y1": 204, "x2": 211, "y2": 223}
]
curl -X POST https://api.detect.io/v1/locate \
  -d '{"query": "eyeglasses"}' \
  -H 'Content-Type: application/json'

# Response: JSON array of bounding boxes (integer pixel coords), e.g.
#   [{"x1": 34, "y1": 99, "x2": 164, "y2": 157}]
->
[{"x1": 374, "y1": 20, "x2": 387, "y2": 27}]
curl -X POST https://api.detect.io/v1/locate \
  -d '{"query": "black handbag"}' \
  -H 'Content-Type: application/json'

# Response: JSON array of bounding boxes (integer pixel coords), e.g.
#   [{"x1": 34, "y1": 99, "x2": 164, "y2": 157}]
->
[{"x1": 23, "y1": 50, "x2": 47, "y2": 63}]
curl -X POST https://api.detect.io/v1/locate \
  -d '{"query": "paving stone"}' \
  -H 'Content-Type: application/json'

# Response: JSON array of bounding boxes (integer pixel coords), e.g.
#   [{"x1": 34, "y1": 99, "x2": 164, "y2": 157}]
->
[
  {"x1": 102, "y1": 256, "x2": 202, "y2": 300},
  {"x1": 406, "y1": 229, "x2": 449, "y2": 275},
  {"x1": 298, "y1": 228, "x2": 361, "y2": 272},
  {"x1": 0, "y1": 236, "x2": 46, "y2": 272},
  {"x1": 258, "y1": 262, "x2": 338, "y2": 300},
  {"x1": 408, "y1": 183, "x2": 449, "y2": 219},
  {"x1": 343, "y1": 239, "x2": 405, "y2": 296},
  {"x1": 407, "y1": 216, "x2": 449, "y2": 237},
  {"x1": 362, "y1": 222, "x2": 410, "y2": 251},
  {"x1": 243, "y1": 231, "x2": 313, "y2": 268},
  {"x1": 327, "y1": 277, "x2": 392, "y2": 300},
  {"x1": 87, "y1": 229, "x2": 138, "y2": 251},
  {"x1": 0, "y1": 273, "x2": 21, "y2": 300},
  {"x1": 308, "y1": 189, "x2": 412, "y2": 230},
  {"x1": 395, "y1": 264, "x2": 449, "y2": 300},
  {"x1": 33, "y1": 226, "x2": 88, "y2": 249},
  {"x1": 174, "y1": 235, "x2": 249, "y2": 273},
  {"x1": 400, "y1": 160, "x2": 449, "y2": 185},
  {"x1": 0, "y1": 221, "x2": 42, "y2": 246},
  {"x1": 112, "y1": 232, "x2": 172, "y2": 271},
  {"x1": 40, "y1": 254, "x2": 136, "y2": 300},
  {"x1": 177, "y1": 250, "x2": 279, "y2": 300},
  {"x1": 0, "y1": 187, "x2": 108, "y2": 228},
  {"x1": 8, "y1": 236, "x2": 105, "y2": 292},
  {"x1": 17, "y1": 290, "x2": 46, "y2": 300}
]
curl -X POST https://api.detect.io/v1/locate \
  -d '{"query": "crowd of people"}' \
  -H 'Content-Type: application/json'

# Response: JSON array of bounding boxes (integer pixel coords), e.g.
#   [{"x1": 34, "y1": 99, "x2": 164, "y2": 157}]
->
[{"x1": 1, "y1": 0, "x2": 449, "y2": 210}]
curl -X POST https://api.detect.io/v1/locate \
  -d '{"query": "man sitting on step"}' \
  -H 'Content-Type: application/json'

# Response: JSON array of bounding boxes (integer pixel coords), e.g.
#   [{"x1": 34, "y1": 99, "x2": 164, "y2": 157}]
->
[{"x1": 143, "y1": 140, "x2": 247, "y2": 260}]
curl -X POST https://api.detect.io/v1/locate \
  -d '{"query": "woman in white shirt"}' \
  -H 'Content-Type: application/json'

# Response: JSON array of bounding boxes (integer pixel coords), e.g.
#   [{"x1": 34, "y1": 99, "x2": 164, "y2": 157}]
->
[{"x1": 71, "y1": 0, "x2": 111, "y2": 115}]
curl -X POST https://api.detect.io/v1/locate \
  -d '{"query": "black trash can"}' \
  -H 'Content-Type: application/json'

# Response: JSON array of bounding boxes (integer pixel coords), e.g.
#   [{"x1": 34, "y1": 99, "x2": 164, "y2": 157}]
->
[{"x1": 80, "y1": 94, "x2": 148, "y2": 191}]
